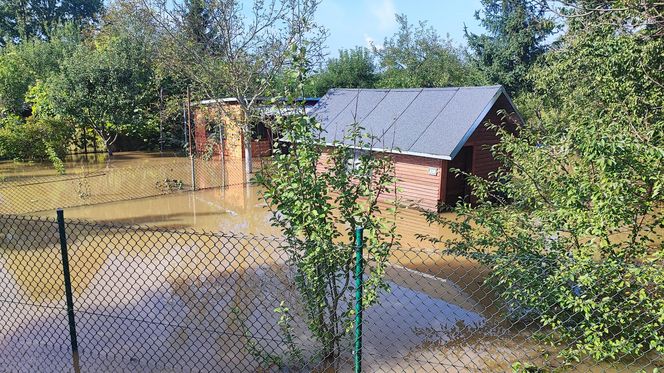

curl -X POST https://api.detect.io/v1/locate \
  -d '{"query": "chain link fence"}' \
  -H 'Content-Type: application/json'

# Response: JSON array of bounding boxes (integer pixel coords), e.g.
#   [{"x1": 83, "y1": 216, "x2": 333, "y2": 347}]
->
[
  {"x1": 0, "y1": 213, "x2": 661, "y2": 372},
  {"x1": 0, "y1": 154, "x2": 268, "y2": 215}
]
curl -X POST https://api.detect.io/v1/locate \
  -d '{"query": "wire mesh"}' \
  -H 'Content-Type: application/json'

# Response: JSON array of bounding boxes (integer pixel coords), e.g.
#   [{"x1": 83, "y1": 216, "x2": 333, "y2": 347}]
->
[
  {"x1": 0, "y1": 213, "x2": 661, "y2": 372},
  {"x1": 0, "y1": 215, "x2": 72, "y2": 372}
]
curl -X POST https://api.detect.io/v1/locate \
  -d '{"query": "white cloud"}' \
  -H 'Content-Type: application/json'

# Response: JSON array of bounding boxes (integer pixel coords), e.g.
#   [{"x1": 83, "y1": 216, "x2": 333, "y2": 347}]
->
[
  {"x1": 368, "y1": 0, "x2": 397, "y2": 32},
  {"x1": 364, "y1": 34, "x2": 383, "y2": 50}
]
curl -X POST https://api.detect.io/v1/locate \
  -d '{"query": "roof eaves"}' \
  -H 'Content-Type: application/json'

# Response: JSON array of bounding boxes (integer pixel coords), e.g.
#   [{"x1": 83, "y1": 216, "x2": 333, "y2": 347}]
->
[{"x1": 447, "y1": 87, "x2": 503, "y2": 160}]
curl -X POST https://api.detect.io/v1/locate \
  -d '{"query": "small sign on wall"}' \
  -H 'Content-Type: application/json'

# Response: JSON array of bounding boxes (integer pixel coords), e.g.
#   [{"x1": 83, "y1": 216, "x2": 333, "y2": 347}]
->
[{"x1": 428, "y1": 167, "x2": 439, "y2": 176}]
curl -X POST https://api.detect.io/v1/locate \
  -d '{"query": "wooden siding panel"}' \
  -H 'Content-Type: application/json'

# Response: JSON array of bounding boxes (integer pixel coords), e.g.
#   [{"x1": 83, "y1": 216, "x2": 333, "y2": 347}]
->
[
  {"x1": 445, "y1": 146, "x2": 473, "y2": 205},
  {"x1": 391, "y1": 154, "x2": 442, "y2": 210},
  {"x1": 464, "y1": 94, "x2": 519, "y2": 179},
  {"x1": 316, "y1": 149, "x2": 332, "y2": 174},
  {"x1": 451, "y1": 94, "x2": 519, "y2": 204},
  {"x1": 472, "y1": 145, "x2": 500, "y2": 179},
  {"x1": 316, "y1": 149, "x2": 443, "y2": 210},
  {"x1": 193, "y1": 103, "x2": 245, "y2": 159}
]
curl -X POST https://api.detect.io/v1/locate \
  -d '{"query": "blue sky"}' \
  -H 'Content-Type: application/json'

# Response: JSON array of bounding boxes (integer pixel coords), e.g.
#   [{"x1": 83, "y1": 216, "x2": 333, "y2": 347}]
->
[{"x1": 316, "y1": 0, "x2": 485, "y2": 56}]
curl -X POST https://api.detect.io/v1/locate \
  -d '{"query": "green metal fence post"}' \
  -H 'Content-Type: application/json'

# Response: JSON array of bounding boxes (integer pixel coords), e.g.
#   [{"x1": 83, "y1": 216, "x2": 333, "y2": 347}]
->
[
  {"x1": 56, "y1": 209, "x2": 81, "y2": 373},
  {"x1": 354, "y1": 226, "x2": 364, "y2": 373}
]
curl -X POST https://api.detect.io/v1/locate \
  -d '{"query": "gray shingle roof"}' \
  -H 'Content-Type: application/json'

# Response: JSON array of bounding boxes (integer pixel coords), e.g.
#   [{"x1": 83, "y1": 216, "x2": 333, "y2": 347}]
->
[{"x1": 310, "y1": 86, "x2": 508, "y2": 160}]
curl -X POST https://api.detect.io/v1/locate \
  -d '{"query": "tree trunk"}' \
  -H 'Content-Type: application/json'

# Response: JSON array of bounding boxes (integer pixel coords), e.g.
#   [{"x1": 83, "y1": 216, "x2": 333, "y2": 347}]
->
[{"x1": 82, "y1": 127, "x2": 88, "y2": 154}]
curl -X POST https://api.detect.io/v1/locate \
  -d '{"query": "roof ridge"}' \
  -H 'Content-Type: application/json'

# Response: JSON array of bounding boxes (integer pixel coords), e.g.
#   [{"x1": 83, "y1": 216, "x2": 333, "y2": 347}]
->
[{"x1": 329, "y1": 85, "x2": 502, "y2": 92}]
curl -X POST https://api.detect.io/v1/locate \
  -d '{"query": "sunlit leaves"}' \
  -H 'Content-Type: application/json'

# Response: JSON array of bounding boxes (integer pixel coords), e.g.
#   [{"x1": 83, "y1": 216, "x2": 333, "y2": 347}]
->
[{"x1": 426, "y1": 2, "x2": 663, "y2": 363}]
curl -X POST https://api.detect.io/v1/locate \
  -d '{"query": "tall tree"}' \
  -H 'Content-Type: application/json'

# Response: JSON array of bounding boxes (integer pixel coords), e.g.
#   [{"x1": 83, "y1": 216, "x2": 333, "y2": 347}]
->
[
  {"x1": 374, "y1": 14, "x2": 485, "y2": 89},
  {"x1": 307, "y1": 47, "x2": 377, "y2": 97},
  {"x1": 182, "y1": 0, "x2": 211, "y2": 47},
  {"x1": 0, "y1": 23, "x2": 81, "y2": 115},
  {"x1": 46, "y1": 24, "x2": 158, "y2": 156},
  {"x1": 465, "y1": 0, "x2": 554, "y2": 96},
  {"x1": 0, "y1": 0, "x2": 103, "y2": 46}
]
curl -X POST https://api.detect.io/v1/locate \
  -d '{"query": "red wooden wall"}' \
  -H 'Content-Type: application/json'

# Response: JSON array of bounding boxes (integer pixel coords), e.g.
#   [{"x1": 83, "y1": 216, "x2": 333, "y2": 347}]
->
[
  {"x1": 392, "y1": 154, "x2": 445, "y2": 210},
  {"x1": 316, "y1": 149, "x2": 445, "y2": 211}
]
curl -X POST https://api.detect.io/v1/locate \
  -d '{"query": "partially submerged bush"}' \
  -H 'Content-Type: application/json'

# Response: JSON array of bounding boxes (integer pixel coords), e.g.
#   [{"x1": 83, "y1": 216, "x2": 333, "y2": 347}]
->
[
  {"x1": 0, "y1": 115, "x2": 71, "y2": 164},
  {"x1": 256, "y1": 46, "x2": 400, "y2": 368},
  {"x1": 423, "y1": 6, "x2": 664, "y2": 363}
]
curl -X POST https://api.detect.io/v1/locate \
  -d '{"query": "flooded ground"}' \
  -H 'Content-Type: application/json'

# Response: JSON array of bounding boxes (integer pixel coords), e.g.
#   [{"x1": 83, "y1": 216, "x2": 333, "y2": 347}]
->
[
  {"x1": 0, "y1": 151, "x2": 454, "y2": 245},
  {"x1": 0, "y1": 152, "x2": 660, "y2": 372}
]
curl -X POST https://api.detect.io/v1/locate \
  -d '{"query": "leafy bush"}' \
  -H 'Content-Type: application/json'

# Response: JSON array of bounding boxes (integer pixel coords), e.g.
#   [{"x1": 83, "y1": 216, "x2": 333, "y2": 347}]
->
[
  {"x1": 423, "y1": 4, "x2": 663, "y2": 364},
  {"x1": 0, "y1": 115, "x2": 72, "y2": 163},
  {"x1": 0, "y1": 25, "x2": 81, "y2": 115}
]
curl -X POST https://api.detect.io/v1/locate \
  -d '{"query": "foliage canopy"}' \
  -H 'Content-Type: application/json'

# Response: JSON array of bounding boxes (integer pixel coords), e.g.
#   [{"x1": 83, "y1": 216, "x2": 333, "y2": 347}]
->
[
  {"x1": 0, "y1": 0, "x2": 102, "y2": 45},
  {"x1": 465, "y1": 0, "x2": 554, "y2": 96}
]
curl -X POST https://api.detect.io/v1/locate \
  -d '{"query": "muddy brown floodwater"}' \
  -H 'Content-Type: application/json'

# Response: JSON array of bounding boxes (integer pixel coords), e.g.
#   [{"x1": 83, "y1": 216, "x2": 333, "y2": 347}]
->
[{"x1": 0, "y1": 152, "x2": 659, "y2": 372}]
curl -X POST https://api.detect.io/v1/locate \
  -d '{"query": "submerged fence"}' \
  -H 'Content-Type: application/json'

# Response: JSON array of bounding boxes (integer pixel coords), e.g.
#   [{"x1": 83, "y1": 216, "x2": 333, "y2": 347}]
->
[
  {"x1": 0, "y1": 213, "x2": 661, "y2": 372},
  {"x1": 0, "y1": 154, "x2": 268, "y2": 215}
]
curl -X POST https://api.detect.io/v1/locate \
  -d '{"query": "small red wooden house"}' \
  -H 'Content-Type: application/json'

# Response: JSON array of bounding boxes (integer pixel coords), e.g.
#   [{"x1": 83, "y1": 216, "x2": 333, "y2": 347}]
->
[{"x1": 310, "y1": 86, "x2": 522, "y2": 210}]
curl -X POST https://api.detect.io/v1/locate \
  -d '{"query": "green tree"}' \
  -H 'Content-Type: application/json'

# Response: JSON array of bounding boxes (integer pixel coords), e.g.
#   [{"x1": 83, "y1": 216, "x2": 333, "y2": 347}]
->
[
  {"x1": 0, "y1": 0, "x2": 102, "y2": 46},
  {"x1": 425, "y1": 0, "x2": 663, "y2": 364},
  {"x1": 0, "y1": 24, "x2": 80, "y2": 115},
  {"x1": 0, "y1": 25, "x2": 79, "y2": 164},
  {"x1": 307, "y1": 47, "x2": 377, "y2": 97},
  {"x1": 146, "y1": 0, "x2": 326, "y2": 174},
  {"x1": 182, "y1": 0, "x2": 212, "y2": 47},
  {"x1": 46, "y1": 29, "x2": 157, "y2": 156},
  {"x1": 465, "y1": 0, "x2": 554, "y2": 96},
  {"x1": 0, "y1": 83, "x2": 73, "y2": 167},
  {"x1": 375, "y1": 14, "x2": 485, "y2": 89}
]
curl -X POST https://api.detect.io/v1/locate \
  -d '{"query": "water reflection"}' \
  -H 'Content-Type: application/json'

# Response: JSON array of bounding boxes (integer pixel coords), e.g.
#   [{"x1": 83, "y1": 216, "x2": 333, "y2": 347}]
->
[
  {"x1": 1, "y1": 152, "x2": 452, "y2": 246},
  {"x1": 0, "y1": 238, "x2": 491, "y2": 371}
]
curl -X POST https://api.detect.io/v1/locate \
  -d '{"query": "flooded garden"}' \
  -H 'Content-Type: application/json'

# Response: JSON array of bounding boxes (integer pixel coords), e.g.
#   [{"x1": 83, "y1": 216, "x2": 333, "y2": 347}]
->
[{"x1": 0, "y1": 152, "x2": 660, "y2": 372}]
